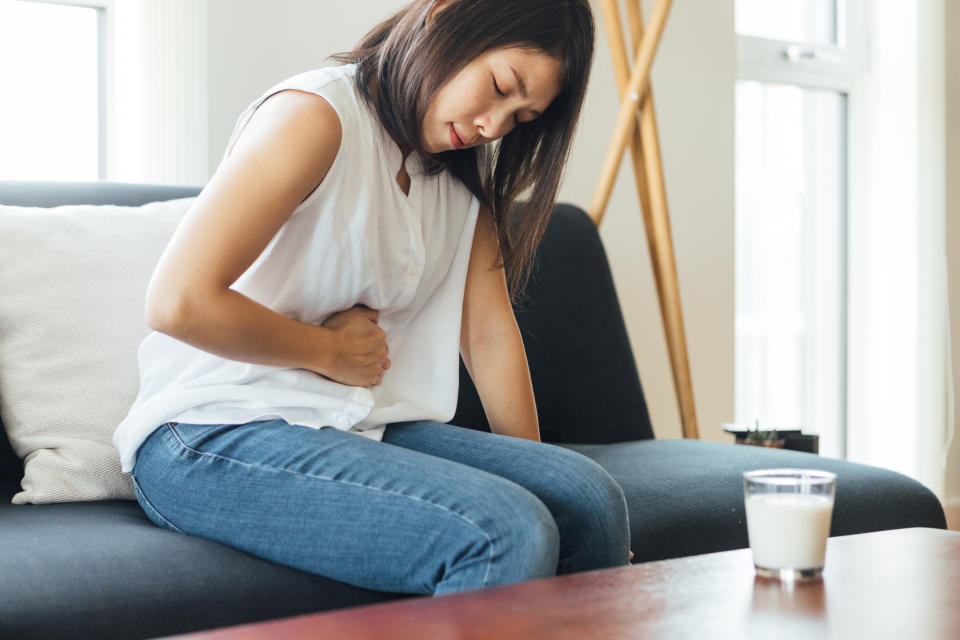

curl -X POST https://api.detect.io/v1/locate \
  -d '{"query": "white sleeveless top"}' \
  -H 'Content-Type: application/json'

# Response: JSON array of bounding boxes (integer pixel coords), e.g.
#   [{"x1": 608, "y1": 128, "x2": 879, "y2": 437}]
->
[{"x1": 113, "y1": 63, "x2": 480, "y2": 473}]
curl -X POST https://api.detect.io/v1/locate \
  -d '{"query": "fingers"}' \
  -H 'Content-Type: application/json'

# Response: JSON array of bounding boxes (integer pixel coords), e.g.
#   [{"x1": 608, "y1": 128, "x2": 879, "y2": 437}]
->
[
  {"x1": 352, "y1": 304, "x2": 380, "y2": 322},
  {"x1": 372, "y1": 359, "x2": 389, "y2": 386},
  {"x1": 363, "y1": 355, "x2": 391, "y2": 387}
]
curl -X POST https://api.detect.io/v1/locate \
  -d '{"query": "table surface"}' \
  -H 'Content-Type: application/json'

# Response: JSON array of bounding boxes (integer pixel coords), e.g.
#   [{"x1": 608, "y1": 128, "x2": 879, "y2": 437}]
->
[{"x1": 166, "y1": 527, "x2": 960, "y2": 640}]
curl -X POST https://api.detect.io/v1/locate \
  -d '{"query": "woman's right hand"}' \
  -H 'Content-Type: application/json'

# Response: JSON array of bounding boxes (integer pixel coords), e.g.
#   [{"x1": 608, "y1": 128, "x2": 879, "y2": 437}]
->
[{"x1": 320, "y1": 305, "x2": 390, "y2": 387}]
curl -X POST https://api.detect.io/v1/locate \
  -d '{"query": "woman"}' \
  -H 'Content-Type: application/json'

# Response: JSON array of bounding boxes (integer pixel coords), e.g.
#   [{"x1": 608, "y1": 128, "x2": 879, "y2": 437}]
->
[{"x1": 117, "y1": 0, "x2": 630, "y2": 596}]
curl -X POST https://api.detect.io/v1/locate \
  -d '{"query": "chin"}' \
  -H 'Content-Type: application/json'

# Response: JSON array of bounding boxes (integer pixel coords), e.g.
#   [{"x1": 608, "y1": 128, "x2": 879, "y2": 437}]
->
[{"x1": 422, "y1": 138, "x2": 443, "y2": 154}]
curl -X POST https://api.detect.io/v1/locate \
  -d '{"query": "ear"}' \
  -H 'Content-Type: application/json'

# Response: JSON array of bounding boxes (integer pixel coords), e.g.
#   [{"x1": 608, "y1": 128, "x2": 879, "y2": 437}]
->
[{"x1": 425, "y1": 0, "x2": 454, "y2": 27}]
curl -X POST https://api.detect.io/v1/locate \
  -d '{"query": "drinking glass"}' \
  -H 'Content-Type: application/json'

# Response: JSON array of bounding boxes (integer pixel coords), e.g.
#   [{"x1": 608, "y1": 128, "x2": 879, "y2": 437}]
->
[{"x1": 743, "y1": 469, "x2": 836, "y2": 581}]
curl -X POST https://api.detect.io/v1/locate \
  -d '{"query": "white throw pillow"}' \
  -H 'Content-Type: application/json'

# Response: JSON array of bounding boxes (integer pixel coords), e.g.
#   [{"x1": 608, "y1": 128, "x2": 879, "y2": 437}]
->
[{"x1": 0, "y1": 197, "x2": 195, "y2": 504}]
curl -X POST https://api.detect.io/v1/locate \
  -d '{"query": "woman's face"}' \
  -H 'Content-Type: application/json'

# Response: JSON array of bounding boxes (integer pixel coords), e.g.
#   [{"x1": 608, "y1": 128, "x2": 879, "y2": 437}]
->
[{"x1": 420, "y1": 47, "x2": 563, "y2": 153}]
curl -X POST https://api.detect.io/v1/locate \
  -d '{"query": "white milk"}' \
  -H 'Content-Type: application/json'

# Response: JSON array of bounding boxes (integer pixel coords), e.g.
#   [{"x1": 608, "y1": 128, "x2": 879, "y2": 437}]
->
[{"x1": 745, "y1": 493, "x2": 834, "y2": 569}]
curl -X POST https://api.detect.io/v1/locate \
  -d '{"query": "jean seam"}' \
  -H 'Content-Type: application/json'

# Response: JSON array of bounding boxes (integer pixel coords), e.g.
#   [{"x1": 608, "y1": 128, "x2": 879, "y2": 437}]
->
[
  {"x1": 132, "y1": 475, "x2": 185, "y2": 534},
  {"x1": 164, "y1": 423, "x2": 495, "y2": 588}
]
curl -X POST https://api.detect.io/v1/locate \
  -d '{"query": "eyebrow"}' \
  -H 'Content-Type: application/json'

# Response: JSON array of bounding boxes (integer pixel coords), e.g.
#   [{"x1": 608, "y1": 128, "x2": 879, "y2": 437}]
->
[{"x1": 509, "y1": 65, "x2": 542, "y2": 118}]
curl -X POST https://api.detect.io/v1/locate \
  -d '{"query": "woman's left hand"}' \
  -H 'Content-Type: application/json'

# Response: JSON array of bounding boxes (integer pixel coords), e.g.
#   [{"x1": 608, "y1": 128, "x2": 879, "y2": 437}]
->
[{"x1": 629, "y1": 550, "x2": 634, "y2": 562}]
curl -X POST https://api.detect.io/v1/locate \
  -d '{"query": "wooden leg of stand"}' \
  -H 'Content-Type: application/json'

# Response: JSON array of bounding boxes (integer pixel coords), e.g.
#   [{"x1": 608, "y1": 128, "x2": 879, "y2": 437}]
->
[
  {"x1": 598, "y1": 0, "x2": 652, "y2": 219},
  {"x1": 589, "y1": 0, "x2": 672, "y2": 224},
  {"x1": 598, "y1": 0, "x2": 699, "y2": 438},
  {"x1": 625, "y1": 1, "x2": 698, "y2": 439}
]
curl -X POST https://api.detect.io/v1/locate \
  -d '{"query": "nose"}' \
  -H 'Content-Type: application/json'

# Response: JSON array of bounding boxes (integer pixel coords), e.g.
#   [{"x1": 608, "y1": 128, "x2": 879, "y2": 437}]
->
[{"x1": 475, "y1": 108, "x2": 514, "y2": 142}]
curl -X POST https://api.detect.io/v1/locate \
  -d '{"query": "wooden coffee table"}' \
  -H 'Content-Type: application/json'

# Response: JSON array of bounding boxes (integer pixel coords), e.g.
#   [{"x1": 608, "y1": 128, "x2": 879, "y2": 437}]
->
[{"x1": 166, "y1": 527, "x2": 959, "y2": 639}]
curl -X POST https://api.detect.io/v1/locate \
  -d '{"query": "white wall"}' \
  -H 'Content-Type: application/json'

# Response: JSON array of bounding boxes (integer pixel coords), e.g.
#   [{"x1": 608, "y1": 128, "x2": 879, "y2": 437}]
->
[
  {"x1": 202, "y1": 0, "x2": 737, "y2": 442},
  {"x1": 206, "y1": 0, "x2": 391, "y2": 174},
  {"x1": 945, "y1": 0, "x2": 960, "y2": 527},
  {"x1": 914, "y1": 0, "x2": 947, "y2": 504},
  {"x1": 846, "y1": 0, "x2": 948, "y2": 495}
]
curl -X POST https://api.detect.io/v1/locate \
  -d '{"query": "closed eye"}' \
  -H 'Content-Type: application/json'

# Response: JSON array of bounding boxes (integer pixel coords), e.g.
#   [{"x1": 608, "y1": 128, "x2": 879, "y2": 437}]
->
[{"x1": 492, "y1": 75, "x2": 521, "y2": 127}]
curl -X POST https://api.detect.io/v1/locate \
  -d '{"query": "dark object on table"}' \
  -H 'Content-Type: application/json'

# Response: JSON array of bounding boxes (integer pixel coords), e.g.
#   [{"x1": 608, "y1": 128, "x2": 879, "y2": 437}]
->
[{"x1": 724, "y1": 425, "x2": 820, "y2": 454}]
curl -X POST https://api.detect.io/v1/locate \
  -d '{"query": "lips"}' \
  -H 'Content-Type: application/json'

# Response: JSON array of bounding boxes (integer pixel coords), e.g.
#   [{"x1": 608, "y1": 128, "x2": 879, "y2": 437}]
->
[{"x1": 449, "y1": 124, "x2": 465, "y2": 149}]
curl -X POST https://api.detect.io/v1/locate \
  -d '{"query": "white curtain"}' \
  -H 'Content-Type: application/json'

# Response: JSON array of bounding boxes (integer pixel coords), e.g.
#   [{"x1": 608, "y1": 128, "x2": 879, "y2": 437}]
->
[{"x1": 107, "y1": 0, "x2": 208, "y2": 185}]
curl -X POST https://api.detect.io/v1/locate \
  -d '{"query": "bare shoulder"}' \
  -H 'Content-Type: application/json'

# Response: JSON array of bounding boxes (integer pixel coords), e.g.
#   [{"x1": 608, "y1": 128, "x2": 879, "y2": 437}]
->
[
  {"x1": 224, "y1": 89, "x2": 343, "y2": 187},
  {"x1": 197, "y1": 88, "x2": 346, "y2": 230}
]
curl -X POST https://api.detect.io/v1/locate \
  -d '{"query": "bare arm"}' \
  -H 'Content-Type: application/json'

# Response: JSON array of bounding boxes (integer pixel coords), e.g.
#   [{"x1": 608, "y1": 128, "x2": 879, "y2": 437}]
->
[
  {"x1": 145, "y1": 90, "x2": 389, "y2": 387},
  {"x1": 459, "y1": 206, "x2": 540, "y2": 441}
]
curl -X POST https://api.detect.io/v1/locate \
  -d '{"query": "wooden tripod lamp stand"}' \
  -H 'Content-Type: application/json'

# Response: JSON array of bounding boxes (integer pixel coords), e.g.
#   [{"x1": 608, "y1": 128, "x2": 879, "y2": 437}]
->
[{"x1": 590, "y1": 0, "x2": 699, "y2": 439}]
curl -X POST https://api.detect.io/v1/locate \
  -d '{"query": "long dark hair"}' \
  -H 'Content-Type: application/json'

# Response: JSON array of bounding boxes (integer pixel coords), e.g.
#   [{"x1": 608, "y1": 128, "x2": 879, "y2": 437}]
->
[{"x1": 332, "y1": 0, "x2": 595, "y2": 300}]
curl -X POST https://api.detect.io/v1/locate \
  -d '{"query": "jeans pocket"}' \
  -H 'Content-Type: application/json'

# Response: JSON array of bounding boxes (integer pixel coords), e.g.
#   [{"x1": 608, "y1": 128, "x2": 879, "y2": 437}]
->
[{"x1": 132, "y1": 474, "x2": 186, "y2": 534}]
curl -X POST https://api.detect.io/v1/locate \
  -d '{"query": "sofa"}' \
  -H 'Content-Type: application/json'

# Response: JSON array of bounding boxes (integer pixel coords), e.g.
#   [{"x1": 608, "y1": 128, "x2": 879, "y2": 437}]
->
[{"x1": 0, "y1": 181, "x2": 946, "y2": 640}]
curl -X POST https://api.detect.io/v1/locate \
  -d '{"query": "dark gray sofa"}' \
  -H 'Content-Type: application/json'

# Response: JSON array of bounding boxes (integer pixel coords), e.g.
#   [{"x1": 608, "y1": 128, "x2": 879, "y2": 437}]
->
[{"x1": 0, "y1": 181, "x2": 946, "y2": 640}]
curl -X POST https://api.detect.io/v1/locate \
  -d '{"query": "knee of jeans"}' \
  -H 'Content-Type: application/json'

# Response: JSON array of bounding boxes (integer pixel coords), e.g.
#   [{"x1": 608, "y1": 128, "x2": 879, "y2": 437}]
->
[
  {"x1": 495, "y1": 492, "x2": 560, "y2": 579},
  {"x1": 564, "y1": 454, "x2": 630, "y2": 523}
]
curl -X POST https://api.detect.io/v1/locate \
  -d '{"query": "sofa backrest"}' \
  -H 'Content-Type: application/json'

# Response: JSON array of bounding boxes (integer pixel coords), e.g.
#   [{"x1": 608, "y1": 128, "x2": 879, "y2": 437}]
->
[{"x1": 0, "y1": 181, "x2": 653, "y2": 485}]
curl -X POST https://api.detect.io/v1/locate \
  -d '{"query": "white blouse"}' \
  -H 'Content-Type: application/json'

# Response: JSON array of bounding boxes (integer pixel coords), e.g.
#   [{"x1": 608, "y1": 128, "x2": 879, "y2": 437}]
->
[{"x1": 113, "y1": 63, "x2": 480, "y2": 473}]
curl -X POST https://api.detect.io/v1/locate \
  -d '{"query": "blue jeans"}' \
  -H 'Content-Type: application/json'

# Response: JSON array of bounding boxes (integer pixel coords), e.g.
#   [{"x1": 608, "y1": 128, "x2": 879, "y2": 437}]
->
[{"x1": 131, "y1": 419, "x2": 630, "y2": 596}]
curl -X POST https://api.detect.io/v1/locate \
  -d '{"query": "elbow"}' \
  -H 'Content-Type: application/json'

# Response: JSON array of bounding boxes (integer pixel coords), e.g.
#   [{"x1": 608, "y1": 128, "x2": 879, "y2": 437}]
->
[
  {"x1": 144, "y1": 281, "x2": 199, "y2": 337},
  {"x1": 146, "y1": 307, "x2": 176, "y2": 336},
  {"x1": 145, "y1": 294, "x2": 184, "y2": 336}
]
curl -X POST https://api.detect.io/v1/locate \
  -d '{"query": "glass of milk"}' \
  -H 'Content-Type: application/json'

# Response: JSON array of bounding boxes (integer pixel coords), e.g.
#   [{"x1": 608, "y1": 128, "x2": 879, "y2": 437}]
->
[{"x1": 743, "y1": 469, "x2": 836, "y2": 581}]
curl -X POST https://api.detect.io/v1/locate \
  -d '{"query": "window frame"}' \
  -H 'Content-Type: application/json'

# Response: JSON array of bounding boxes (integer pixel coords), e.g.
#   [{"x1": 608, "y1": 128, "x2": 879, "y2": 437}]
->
[
  {"x1": 734, "y1": 0, "x2": 869, "y2": 458},
  {"x1": 737, "y1": 0, "x2": 868, "y2": 92}
]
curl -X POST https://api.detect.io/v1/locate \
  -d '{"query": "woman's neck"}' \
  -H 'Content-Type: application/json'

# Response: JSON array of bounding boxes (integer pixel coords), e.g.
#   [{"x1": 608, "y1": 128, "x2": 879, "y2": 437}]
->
[{"x1": 367, "y1": 73, "x2": 414, "y2": 160}]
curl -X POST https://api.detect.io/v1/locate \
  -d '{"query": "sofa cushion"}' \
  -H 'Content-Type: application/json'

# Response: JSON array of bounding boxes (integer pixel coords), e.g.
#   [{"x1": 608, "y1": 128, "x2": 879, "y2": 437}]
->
[
  {"x1": 453, "y1": 204, "x2": 654, "y2": 443},
  {"x1": 559, "y1": 439, "x2": 947, "y2": 563},
  {"x1": 0, "y1": 196, "x2": 194, "y2": 503},
  {"x1": 0, "y1": 494, "x2": 405, "y2": 640}
]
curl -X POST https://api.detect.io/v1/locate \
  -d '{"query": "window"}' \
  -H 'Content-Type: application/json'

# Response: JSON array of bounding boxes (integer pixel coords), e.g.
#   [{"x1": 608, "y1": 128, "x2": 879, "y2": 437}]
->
[
  {"x1": 0, "y1": 0, "x2": 106, "y2": 181},
  {"x1": 735, "y1": 1, "x2": 865, "y2": 458},
  {"x1": 736, "y1": 0, "x2": 838, "y2": 47}
]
